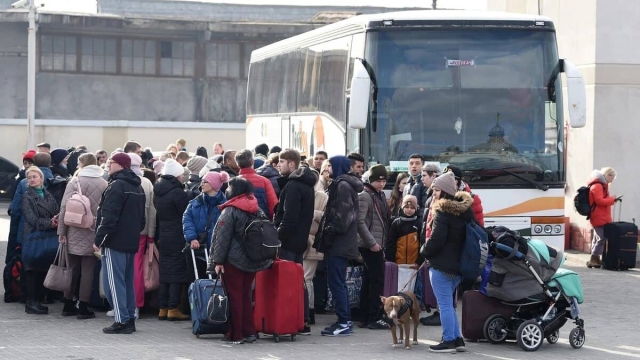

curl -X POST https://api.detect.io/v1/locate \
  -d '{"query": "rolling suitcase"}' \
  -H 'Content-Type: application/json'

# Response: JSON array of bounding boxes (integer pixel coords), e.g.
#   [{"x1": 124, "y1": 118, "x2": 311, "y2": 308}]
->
[
  {"x1": 254, "y1": 259, "x2": 304, "y2": 342},
  {"x1": 422, "y1": 265, "x2": 457, "y2": 312},
  {"x1": 602, "y1": 202, "x2": 637, "y2": 270},
  {"x1": 461, "y1": 290, "x2": 514, "y2": 341},
  {"x1": 188, "y1": 248, "x2": 228, "y2": 338},
  {"x1": 383, "y1": 262, "x2": 418, "y2": 296}
]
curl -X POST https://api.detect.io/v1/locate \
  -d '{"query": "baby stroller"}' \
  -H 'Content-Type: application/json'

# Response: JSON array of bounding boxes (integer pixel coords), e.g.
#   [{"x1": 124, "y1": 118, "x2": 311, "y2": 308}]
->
[{"x1": 482, "y1": 227, "x2": 585, "y2": 352}]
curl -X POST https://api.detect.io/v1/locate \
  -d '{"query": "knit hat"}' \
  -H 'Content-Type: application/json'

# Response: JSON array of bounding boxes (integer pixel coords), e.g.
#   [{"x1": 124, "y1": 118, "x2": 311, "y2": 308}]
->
[
  {"x1": 368, "y1": 164, "x2": 387, "y2": 182},
  {"x1": 432, "y1": 171, "x2": 458, "y2": 197},
  {"x1": 50, "y1": 148, "x2": 69, "y2": 166},
  {"x1": 443, "y1": 164, "x2": 462, "y2": 180},
  {"x1": 128, "y1": 153, "x2": 143, "y2": 176},
  {"x1": 186, "y1": 155, "x2": 208, "y2": 175},
  {"x1": 153, "y1": 160, "x2": 164, "y2": 175},
  {"x1": 111, "y1": 152, "x2": 132, "y2": 169},
  {"x1": 162, "y1": 159, "x2": 184, "y2": 178},
  {"x1": 401, "y1": 195, "x2": 418, "y2": 209},
  {"x1": 203, "y1": 171, "x2": 230, "y2": 192},
  {"x1": 23, "y1": 150, "x2": 36, "y2": 162}
]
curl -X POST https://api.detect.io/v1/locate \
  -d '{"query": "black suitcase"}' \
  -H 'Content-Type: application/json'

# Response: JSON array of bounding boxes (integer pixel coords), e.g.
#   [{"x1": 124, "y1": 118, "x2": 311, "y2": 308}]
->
[{"x1": 603, "y1": 221, "x2": 637, "y2": 270}]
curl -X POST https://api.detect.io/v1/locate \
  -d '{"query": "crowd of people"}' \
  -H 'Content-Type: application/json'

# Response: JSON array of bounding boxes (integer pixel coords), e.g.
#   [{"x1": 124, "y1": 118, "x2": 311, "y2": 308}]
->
[{"x1": 4, "y1": 139, "x2": 615, "y2": 353}]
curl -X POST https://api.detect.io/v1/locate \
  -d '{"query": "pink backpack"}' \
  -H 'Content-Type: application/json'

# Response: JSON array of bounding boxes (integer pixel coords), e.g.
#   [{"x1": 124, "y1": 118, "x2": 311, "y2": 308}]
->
[{"x1": 63, "y1": 179, "x2": 95, "y2": 230}]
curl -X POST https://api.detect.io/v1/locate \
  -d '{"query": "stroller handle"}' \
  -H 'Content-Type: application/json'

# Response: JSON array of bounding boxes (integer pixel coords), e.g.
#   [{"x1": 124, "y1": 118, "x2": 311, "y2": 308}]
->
[{"x1": 494, "y1": 243, "x2": 525, "y2": 259}]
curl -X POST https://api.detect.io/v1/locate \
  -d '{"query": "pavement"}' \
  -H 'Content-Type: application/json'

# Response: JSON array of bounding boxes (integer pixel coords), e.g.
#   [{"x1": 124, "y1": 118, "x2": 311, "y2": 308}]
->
[{"x1": 1, "y1": 200, "x2": 640, "y2": 360}]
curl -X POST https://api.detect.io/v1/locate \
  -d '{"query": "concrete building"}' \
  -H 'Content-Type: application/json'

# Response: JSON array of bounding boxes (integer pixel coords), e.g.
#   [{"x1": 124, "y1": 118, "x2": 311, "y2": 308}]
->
[
  {"x1": 488, "y1": 0, "x2": 639, "y2": 252},
  {"x1": 0, "y1": 0, "x2": 424, "y2": 164}
]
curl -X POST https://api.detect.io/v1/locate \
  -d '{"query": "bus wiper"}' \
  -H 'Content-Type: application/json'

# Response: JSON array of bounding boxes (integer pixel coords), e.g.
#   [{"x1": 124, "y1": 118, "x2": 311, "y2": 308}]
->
[{"x1": 465, "y1": 166, "x2": 549, "y2": 191}]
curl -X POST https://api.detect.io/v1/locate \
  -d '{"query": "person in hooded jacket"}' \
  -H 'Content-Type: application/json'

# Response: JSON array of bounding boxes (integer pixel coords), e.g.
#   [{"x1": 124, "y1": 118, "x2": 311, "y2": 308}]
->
[
  {"x1": 274, "y1": 148, "x2": 316, "y2": 334},
  {"x1": 256, "y1": 153, "x2": 281, "y2": 198},
  {"x1": 48, "y1": 148, "x2": 70, "y2": 205},
  {"x1": 57, "y1": 153, "x2": 108, "y2": 320},
  {"x1": 318, "y1": 155, "x2": 364, "y2": 337},
  {"x1": 183, "y1": 171, "x2": 228, "y2": 280},
  {"x1": 419, "y1": 172, "x2": 475, "y2": 353},
  {"x1": 386, "y1": 195, "x2": 422, "y2": 264},
  {"x1": 208, "y1": 177, "x2": 273, "y2": 344},
  {"x1": 586, "y1": 167, "x2": 619, "y2": 268},
  {"x1": 153, "y1": 159, "x2": 191, "y2": 321}
]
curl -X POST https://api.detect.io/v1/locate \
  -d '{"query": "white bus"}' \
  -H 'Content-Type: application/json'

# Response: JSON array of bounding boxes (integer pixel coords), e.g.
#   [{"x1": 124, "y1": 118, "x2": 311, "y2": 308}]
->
[{"x1": 245, "y1": 10, "x2": 586, "y2": 250}]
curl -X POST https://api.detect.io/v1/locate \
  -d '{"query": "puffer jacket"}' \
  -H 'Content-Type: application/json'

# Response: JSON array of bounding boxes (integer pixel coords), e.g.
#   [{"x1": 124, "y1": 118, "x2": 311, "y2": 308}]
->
[
  {"x1": 139, "y1": 175, "x2": 157, "y2": 239},
  {"x1": 256, "y1": 163, "x2": 281, "y2": 197},
  {"x1": 154, "y1": 175, "x2": 190, "y2": 283},
  {"x1": 210, "y1": 194, "x2": 272, "y2": 273},
  {"x1": 238, "y1": 167, "x2": 278, "y2": 219},
  {"x1": 183, "y1": 191, "x2": 226, "y2": 249},
  {"x1": 274, "y1": 166, "x2": 316, "y2": 253},
  {"x1": 386, "y1": 215, "x2": 421, "y2": 264},
  {"x1": 57, "y1": 166, "x2": 108, "y2": 256},
  {"x1": 304, "y1": 189, "x2": 329, "y2": 261},
  {"x1": 424, "y1": 183, "x2": 484, "y2": 240},
  {"x1": 420, "y1": 191, "x2": 476, "y2": 276},
  {"x1": 21, "y1": 187, "x2": 59, "y2": 271},
  {"x1": 588, "y1": 170, "x2": 615, "y2": 227},
  {"x1": 357, "y1": 183, "x2": 390, "y2": 249}
]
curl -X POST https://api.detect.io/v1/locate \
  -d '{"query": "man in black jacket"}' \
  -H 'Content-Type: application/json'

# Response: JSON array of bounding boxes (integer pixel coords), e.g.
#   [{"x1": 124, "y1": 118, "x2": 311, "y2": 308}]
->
[
  {"x1": 274, "y1": 148, "x2": 315, "y2": 335},
  {"x1": 94, "y1": 153, "x2": 146, "y2": 334}
]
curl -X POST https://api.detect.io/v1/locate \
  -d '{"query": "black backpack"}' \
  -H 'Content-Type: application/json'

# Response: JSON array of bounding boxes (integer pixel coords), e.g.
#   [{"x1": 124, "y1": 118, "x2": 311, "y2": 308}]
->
[
  {"x1": 574, "y1": 184, "x2": 598, "y2": 219},
  {"x1": 243, "y1": 212, "x2": 281, "y2": 262}
]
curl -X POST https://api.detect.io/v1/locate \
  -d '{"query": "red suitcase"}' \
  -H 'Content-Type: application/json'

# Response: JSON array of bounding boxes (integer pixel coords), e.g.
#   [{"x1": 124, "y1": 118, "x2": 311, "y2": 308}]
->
[
  {"x1": 254, "y1": 259, "x2": 305, "y2": 342},
  {"x1": 461, "y1": 290, "x2": 514, "y2": 341}
]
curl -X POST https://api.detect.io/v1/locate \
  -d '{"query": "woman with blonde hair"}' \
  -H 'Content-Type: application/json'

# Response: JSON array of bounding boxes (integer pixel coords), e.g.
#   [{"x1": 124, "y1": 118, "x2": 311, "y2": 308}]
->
[
  {"x1": 586, "y1": 167, "x2": 619, "y2": 268},
  {"x1": 316, "y1": 159, "x2": 332, "y2": 192}
]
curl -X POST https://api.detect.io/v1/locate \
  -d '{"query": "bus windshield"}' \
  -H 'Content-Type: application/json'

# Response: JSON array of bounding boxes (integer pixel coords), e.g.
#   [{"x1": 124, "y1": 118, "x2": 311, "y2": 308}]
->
[{"x1": 363, "y1": 28, "x2": 564, "y2": 187}]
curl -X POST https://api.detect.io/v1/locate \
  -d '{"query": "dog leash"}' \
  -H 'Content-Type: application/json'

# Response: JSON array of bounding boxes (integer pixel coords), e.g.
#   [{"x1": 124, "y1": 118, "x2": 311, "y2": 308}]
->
[{"x1": 398, "y1": 262, "x2": 426, "y2": 292}]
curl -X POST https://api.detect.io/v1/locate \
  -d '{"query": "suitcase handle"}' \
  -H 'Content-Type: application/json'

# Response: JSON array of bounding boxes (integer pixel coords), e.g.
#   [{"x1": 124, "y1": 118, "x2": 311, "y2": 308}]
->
[{"x1": 191, "y1": 247, "x2": 212, "y2": 280}]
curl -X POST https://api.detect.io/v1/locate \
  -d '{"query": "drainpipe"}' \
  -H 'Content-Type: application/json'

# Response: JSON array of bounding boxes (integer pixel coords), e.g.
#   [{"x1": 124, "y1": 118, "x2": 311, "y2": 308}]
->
[{"x1": 26, "y1": 0, "x2": 37, "y2": 150}]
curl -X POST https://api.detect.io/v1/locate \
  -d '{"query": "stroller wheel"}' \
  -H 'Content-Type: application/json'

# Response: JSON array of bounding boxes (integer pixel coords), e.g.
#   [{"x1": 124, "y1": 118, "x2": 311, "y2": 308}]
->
[
  {"x1": 546, "y1": 330, "x2": 559, "y2": 344},
  {"x1": 484, "y1": 315, "x2": 508, "y2": 344},
  {"x1": 569, "y1": 328, "x2": 585, "y2": 349},
  {"x1": 516, "y1": 319, "x2": 544, "y2": 352}
]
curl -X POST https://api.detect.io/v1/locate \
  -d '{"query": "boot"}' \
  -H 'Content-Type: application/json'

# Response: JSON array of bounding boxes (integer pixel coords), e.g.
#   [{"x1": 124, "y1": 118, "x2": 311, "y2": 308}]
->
[
  {"x1": 167, "y1": 308, "x2": 190, "y2": 321},
  {"x1": 158, "y1": 308, "x2": 168, "y2": 321},
  {"x1": 77, "y1": 301, "x2": 96, "y2": 320},
  {"x1": 35, "y1": 301, "x2": 49, "y2": 313},
  {"x1": 61, "y1": 299, "x2": 78, "y2": 317},
  {"x1": 586, "y1": 255, "x2": 602, "y2": 269},
  {"x1": 309, "y1": 309, "x2": 316, "y2": 325},
  {"x1": 25, "y1": 299, "x2": 47, "y2": 315}
]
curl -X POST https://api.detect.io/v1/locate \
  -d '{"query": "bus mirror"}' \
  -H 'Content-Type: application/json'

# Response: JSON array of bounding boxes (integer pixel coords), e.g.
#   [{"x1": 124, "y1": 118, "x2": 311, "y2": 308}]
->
[
  {"x1": 562, "y1": 59, "x2": 586, "y2": 128},
  {"x1": 348, "y1": 60, "x2": 372, "y2": 129}
]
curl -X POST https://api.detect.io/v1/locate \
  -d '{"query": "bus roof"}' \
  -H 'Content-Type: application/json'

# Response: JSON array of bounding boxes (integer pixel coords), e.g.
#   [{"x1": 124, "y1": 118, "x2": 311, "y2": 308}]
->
[{"x1": 251, "y1": 10, "x2": 554, "y2": 62}]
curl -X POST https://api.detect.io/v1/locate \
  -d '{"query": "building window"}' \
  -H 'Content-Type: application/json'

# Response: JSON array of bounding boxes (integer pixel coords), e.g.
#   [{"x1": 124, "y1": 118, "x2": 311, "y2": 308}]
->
[
  {"x1": 242, "y1": 43, "x2": 262, "y2": 78},
  {"x1": 160, "y1": 41, "x2": 194, "y2": 77},
  {"x1": 207, "y1": 42, "x2": 240, "y2": 78},
  {"x1": 81, "y1": 37, "x2": 117, "y2": 73},
  {"x1": 40, "y1": 35, "x2": 76, "y2": 71},
  {"x1": 121, "y1": 39, "x2": 156, "y2": 75}
]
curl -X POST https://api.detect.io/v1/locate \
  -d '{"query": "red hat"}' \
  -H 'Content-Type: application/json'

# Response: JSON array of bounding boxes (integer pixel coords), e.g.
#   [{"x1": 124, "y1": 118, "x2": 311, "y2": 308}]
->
[
  {"x1": 111, "y1": 152, "x2": 132, "y2": 169},
  {"x1": 23, "y1": 150, "x2": 36, "y2": 162}
]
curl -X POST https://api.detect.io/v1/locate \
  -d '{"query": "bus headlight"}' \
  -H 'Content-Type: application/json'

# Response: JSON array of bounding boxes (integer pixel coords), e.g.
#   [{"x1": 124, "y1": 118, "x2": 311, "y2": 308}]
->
[
  {"x1": 554, "y1": 225, "x2": 562, "y2": 234},
  {"x1": 533, "y1": 225, "x2": 542, "y2": 234},
  {"x1": 544, "y1": 225, "x2": 552, "y2": 234}
]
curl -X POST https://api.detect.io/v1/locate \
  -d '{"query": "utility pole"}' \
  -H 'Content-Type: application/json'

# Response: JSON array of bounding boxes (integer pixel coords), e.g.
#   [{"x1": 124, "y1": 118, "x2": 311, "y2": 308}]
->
[
  {"x1": 432, "y1": 0, "x2": 437, "y2": 10},
  {"x1": 27, "y1": 0, "x2": 37, "y2": 150}
]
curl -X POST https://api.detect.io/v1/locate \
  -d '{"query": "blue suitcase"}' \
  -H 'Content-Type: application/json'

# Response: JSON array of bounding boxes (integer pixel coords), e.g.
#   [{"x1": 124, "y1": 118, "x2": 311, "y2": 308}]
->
[{"x1": 188, "y1": 248, "x2": 228, "y2": 338}]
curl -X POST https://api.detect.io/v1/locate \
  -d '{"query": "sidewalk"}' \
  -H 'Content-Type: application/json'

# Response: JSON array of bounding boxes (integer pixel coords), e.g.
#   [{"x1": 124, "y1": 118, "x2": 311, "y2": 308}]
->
[{"x1": 564, "y1": 248, "x2": 640, "y2": 268}]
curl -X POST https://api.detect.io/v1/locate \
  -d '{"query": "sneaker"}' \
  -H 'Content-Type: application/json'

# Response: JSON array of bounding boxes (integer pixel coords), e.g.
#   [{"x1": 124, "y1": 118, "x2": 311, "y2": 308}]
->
[
  {"x1": 103, "y1": 321, "x2": 134, "y2": 334},
  {"x1": 321, "y1": 323, "x2": 352, "y2": 337},
  {"x1": 420, "y1": 312, "x2": 441, "y2": 326},
  {"x1": 244, "y1": 335, "x2": 257, "y2": 343},
  {"x1": 367, "y1": 319, "x2": 389, "y2": 330},
  {"x1": 454, "y1": 337, "x2": 466, "y2": 352},
  {"x1": 298, "y1": 325, "x2": 311, "y2": 336},
  {"x1": 429, "y1": 340, "x2": 456, "y2": 353},
  {"x1": 106, "y1": 310, "x2": 115, "y2": 317}
]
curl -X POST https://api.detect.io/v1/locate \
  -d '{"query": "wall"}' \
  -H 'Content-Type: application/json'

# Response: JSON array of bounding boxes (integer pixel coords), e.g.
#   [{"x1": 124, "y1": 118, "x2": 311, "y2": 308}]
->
[{"x1": 0, "y1": 23, "x2": 27, "y2": 120}]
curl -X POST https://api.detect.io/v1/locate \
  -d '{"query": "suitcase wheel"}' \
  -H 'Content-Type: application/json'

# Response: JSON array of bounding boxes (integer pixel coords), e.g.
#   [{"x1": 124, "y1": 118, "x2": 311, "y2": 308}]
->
[
  {"x1": 291, "y1": 334, "x2": 296, "y2": 342},
  {"x1": 274, "y1": 335, "x2": 280, "y2": 343}
]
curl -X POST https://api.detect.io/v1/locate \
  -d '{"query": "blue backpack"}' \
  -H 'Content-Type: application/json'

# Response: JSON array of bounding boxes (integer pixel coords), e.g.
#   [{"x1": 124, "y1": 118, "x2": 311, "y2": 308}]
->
[{"x1": 458, "y1": 221, "x2": 490, "y2": 280}]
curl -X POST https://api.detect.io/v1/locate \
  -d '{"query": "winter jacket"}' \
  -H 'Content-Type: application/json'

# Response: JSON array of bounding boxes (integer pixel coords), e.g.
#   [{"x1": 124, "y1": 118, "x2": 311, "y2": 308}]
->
[
  {"x1": 21, "y1": 187, "x2": 59, "y2": 271},
  {"x1": 409, "y1": 181, "x2": 428, "y2": 213},
  {"x1": 94, "y1": 169, "x2": 146, "y2": 254},
  {"x1": 183, "y1": 191, "x2": 226, "y2": 249},
  {"x1": 588, "y1": 171, "x2": 615, "y2": 227},
  {"x1": 357, "y1": 183, "x2": 390, "y2": 249},
  {"x1": 10, "y1": 166, "x2": 54, "y2": 244},
  {"x1": 185, "y1": 174, "x2": 202, "y2": 200},
  {"x1": 67, "y1": 149, "x2": 87, "y2": 176},
  {"x1": 320, "y1": 171, "x2": 364, "y2": 260},
  {"x1": 402, "y1": 174, "x2": 421, "y2": 197},
  {"x1": 386, "y1": 216, "x2": 421, "y2": 264},
  {"x1": 424, "y1": 183, "x2": 484, "y2": 240},
  {"x1": 139, "y1": 176, "x2": 157, "y2": 239},
  {"x1": 154, "y1": 175, "x2": 191, "y2": 284},
  {"x1": 274, "y1": 166, "x2": 316, "y2": 253},
  {"x1": 9, "y1": 169, "x2": 25, "y2": 201},
  {"x1": 304, "y1": 189, "x2": 329, "y2": 261},
  {"x1": 420, "y1": 191, "x2": 476, "y2": 276},
  {"x1": 256, "y1": 163, "x2": 281, "y2": 198},
  {"x1": 210, "y1": 194, "x2": 273, "y2": 273},
  {"x1": 57, "y1": 166, "x2": 108, "y2": 256},
  {"x1": 238, "y1": 167, "x2": 278, "y2": 220}
]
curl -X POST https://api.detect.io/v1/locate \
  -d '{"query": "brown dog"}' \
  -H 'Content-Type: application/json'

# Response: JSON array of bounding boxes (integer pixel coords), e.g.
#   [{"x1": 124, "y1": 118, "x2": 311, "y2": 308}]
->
[{"x1": 381, "y1": 292, "x2": 420, "y2": 350}]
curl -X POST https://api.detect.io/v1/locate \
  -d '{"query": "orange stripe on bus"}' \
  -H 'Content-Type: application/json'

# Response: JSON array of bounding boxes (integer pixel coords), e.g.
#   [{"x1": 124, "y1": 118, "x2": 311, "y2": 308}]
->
[
  {"x1": 485, "y1": 197, "x2": 564, "y2": 216},
  {"x1": 531, "y1": 216, "x2": 566, "y2": 224}
]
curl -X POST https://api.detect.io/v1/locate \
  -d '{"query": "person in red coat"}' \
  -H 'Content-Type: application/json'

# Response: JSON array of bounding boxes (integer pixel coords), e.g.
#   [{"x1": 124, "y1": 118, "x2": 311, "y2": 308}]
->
[{"x1": 586, "y1": 167, "x2": 618, "y2": 268}]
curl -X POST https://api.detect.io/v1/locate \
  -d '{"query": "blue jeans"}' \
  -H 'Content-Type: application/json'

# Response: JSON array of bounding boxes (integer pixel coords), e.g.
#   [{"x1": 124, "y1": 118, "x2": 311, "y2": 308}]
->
[
  {"x1": 429, "y1": 268, "x2": 462, "y2": 342},
  {"x1": 327, "y1": 255, "x2": 350, "y2": 324}
]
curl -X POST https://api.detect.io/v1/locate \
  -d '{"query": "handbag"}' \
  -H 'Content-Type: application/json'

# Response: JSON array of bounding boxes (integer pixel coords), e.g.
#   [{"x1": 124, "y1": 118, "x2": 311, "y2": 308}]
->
[
  {"x1": 206, "y1": 275, "x2": 229, "y2": 324},
  {"x1": 143, "y1": 242, "x2": 160, "y2": 291},
  {"x1": 22, "y1": 229, "x2": 59, "y2": 268},
  {"x1": 43, "y1": 244, "x2": 73, "y2": 292}
]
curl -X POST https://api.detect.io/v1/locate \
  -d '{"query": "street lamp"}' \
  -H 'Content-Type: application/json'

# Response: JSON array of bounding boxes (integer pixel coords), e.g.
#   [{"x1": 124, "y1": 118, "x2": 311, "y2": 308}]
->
[{"x1": 13, "y1": 0, "x2": 37, "y2": 150}]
